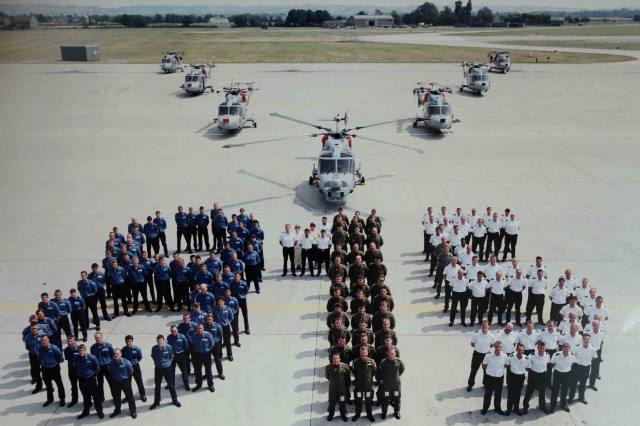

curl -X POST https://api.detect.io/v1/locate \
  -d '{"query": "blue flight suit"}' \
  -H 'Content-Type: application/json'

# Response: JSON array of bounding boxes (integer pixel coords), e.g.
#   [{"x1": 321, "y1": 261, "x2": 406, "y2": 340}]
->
[
  {"x1": 210, "y1": 281, "x2": 229, "y2": 300},
  {"x1": 153, "y1": 216, "x2": 169, "y2": 256},
  {"x1": 167, "y1": 334, "x2": 190, "y2": 387},
  {"x1": 175, "y1": 211, "x2": 191, "y2": 252},
  {"x1": 172, "y1": 265, "x2": 192, "y2": 310},
  {"x1": 212, "y1": 214, "x2": 228, "y2": 251},
  {"x1": 231, "y1": 279, "x2": 250, "y2": 332},
  {"x1": 228, "y1": 237, "x2": 244, "y2": 255},
  {"x1": 121, "y1": 344, "x2": 146, "y2": 398},
  {"x1": 220, "y1": 248, "x2": 236, "y2": 265},
  {"x1": 212, "y1": 305, "x2": 235, "y2": 358},
  {"x1": 243, "y1": 250, "x2": 261, "y2": 291},
  {"x1": 191, "y1": 331, "x2": 214, "y2": 387},
  {"x1": 107, "y1": 265, "x2": 128, "y2": 316},
  {"x1": 196, "y1": 212, "x2": 211, "y2": 251},
  {"x1": 64, "y1": 344, "x2": 79, "y2": 402},
  {"x1": 74, "y1": 353, "x2": 103, "y2": 416},
  {"x1": 204, "y1": 257, "x2": 222, "y2": 276},
  {"x1": 151, "y1": 344, "x2": 178, "y2": 404},
  {"x1": 195, "y1": 270, "x2": 214, "y2": 286},
  {"x1": 195, "y1": 291, "x2": 216, "y2": 313},
  {"x1": 203, "y1": 322, "x2": 224, "y2": 375},
  {"x1": 38, "y1": 343, "x2": 65, "y2": 403},
  {"x1": 154, "y1": 263, "x2": 174, "y2": 311},
  {"x1": 24, "y1": 330, "x2": 45, "y2": 388},
  {"x1": 127, "y1": 264, "x2": 151, "y2": 313}
]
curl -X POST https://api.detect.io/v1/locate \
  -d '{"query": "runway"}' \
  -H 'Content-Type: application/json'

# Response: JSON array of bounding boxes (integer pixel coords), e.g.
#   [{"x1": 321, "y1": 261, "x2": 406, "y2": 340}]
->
[{"x1": 0, "y1": 60, "x2": 639, "y2": 425}]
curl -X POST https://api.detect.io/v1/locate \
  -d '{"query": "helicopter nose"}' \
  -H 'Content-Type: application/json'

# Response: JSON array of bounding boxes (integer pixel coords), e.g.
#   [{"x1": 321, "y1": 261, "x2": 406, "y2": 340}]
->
[{"x1": 331, "y1": 180, "x2": 341, "y2": 190}]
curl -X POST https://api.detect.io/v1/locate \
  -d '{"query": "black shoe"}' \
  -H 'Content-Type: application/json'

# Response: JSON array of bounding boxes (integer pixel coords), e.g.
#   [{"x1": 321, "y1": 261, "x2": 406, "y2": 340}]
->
[
  {"x1": 346, "y1": 399, "x2": 353, "y2": 405},
  {"x1": 185, "y1": 384, "x2": 190, "y2": 391},
  {"x1": 300, "y1": 273, "x2": 305, "y2": 277},
  {"x1": 435, "y1": 294, "x2": 440, "y2": 299},
  {"x1": 246, "y1": 329, "x2": 250, "y2": 334},
  {"x1": 341, "y1": 413, "x2": 348, "y2": 422},
  {"x1": 155, "y1": 308, "x2": 162, "y2": 313},
  {"x1": 192, "y1": 385, "x2": 202, "y2": 392},
  {"x1": 132, "y1": 412, "x2": 137, "y2": 419},
  {"x1": 563, "y1": 405, "x2": 570, "y2": 412},
  {"x1": 495, "y1": 409, "x2": 505, "y2": 416},
  {"x1": 443, "y1": 308, "x2": 448, "y2": 313},
  {"x1": 32, "y1": 386, "x2": 42, "y2": 394},
  {"x1": 292, "y1": 274, "x2": 297, "y2": 277},
  {"x1": 125, "y1": 312, "x2": 131, "y2": 317},
  {"x1": 281, "y1": 273, "x2": 286, "y2": 277},
  {"x1": 68, "y1": 400, "x2": 77, "y2": 408},
  {"x1": 209, "y1": 386, "x2": 215, "y2": 393},
  {"x1": 327, "y1": 413, "x2": 334, "y2": 421},
  {"x1": 462, "y1": 323, "x2": 468, "y2": 327},
  {"x1": 469, "y1": 322, "x2": 475, "y2": 327},
  {"x1": 96, "y1": 326, "x2": 101, "y2": 331},
  {"x1": 514, "y1": 409, "x2": 522, "y2": 416},
  {"x1": 466, "y1": 386, "x2": 472, "y2": 392},
  {"x1": 43, "y1": 400, "x2": 53, "y2": 407},
  {"x1": 150, "y1": 403, "x2": 158, "y2": 410},
  {"x1": 110, "y1": 411, "x2": 121, "y2": 418},
  {"x1": 165, "y1": 385, "x2": 169, "y2": 390},
  {"x1": 259, "y1": 278, "x2": 263, "y2": 282},
  {"x1": 98, "y1": 413, "x2": 105, "y2": 419},
  {"x1": 188, "y1": 250, "x2": 193, "y2": 254},
  {"x1": 375, "y1": 401, "x2": 381, "y2": 407},
  {"x1": 580, "y1": 398, "x2": 588, "y2": 405},
  {"x1": 235, "y1": 342, "x2": 241, "y2": 347},
  {"x1": 590, "y1": 385, "x2": 598, "y2": 391},
  {"x1": 550, "y1": 407, "x2": 556, "y2": 414},
  {"x1": 83, "y1": 337, "x2": 87, "y2": 342},
  {"x1": 104, "y1": 316, "x2": 111, "y2": 322},
  {"x1": 522, "y1": 407, "x2": 528, "y2": 415},
  {"x1": 429, "y1": 274, "x2": 433, "y2": 277},
  {"x1": 146, "y1": 308, "x2": 152, "y2": 313},
  {"x1": 497, "y1": 322, "x2": 504, "y2": 326},
  {"x1": 381, "y1": 413, "x2": 386, "y2": 419},
  {"x1": 77, "y1": 412, "x2": 88, "y2": 420},
  {"x1": 229, "y1": 356, "x2": 234, "y2": 361},
  {"x1": 480, "y1": 409, "x2": 487, "y2": 415},
  {"x1": 59, "y1": 400, "x2": 66, "y2": 407},
  {"x1": 131, "y1": 310, "x2": 137, "y2": 316},
  {"x1": 540, "y1": 407, "x2": 549, "y2": 414},
  {"x1": 352, "y1": 415, "x2": 359, "y2": 422},
  {"x1": 505, "y1": 410, "x2": 511, "y2": 416},
  {"x1": 367, "y1": 414, "x2": 375, "y2": 422},
  {"x1": 257, "y1": 290, "x2": 260, "y2": 294},
  {"x1": 170, "y1": 308, "x2": 175, "y2": 312},
  {"x1": 568, "y1": 398, "x2": 574, "y2": 404},
  {"x1": 449, "y1": 322, "x2": 453, "y2": 327},
  {"x1": 173, "y1": 401, "x2": 181, "y2": 407},
  {"x1": 597, "y1": 374, "x2": 601, "y2": 380},
  {"x1": 395, "y1": 413, "x2": 401, "y2": 419},
  {"x1": 112, "y1": 314, "x2": 118, "y2": 320}
]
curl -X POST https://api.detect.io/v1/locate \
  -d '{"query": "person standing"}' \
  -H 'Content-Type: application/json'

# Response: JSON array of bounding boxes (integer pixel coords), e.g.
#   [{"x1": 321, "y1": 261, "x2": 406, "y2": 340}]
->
[
  {"x1": 481, "y1": 341, "x2": 507, "y2": 415},
  {"x1": 38, "y1": 335, "x2": 66, "y2": 407},
  {"x1": 74, "y1": 344, "x2": 104, "y2": 419},
  {"x1": 212, "y1": 209, "x2": 228, "y2": 253},
  {"x1": 526, "y1": 270, "x2": 548, "y2": 325},
  {"x1": 299, "y1": 228, "x2": 315, "y2": 277},
  {"x1": 63, "y1": 335, "x2": 79, "y2": 407},
  {"x1": 191, "y1": 323, "x2": 215, "y2": 392},
  {"x1": 471, "y1": 219, "x2": 488, "y2": 262},
  {"x1": 68, "y1": 289, "x2": 87, "y2": 342},
  {"x1": 523, "y1": 343, "x2": 550, "y2": 414},
  {"x1": 505, "y1": 268, "x2": 527, "y2": 326},
  {"x1": 279, "y1": 224, "x2": 298, "y2": 277},
  {"x1": 423, "y1": 214, "x2": 437, "y2": 259},
  {"x1": 467, "y1": 320, "x2": 495, "y2": 391},
  {"x1": 487, "y1": 271, "x2": 506, "y2": 326},
  {"x1": 167, "y1": 325, "x2": 190, "y2": 391},
  {"x1": 52, "y1": 289, "x2": 72, "y2": 346},
  {"x1": 449, "y1": 269, "x2": 470, "y2": 327},
  {"x1": 144, "y1": 216, "x2": 160, "y2": 257},
  {"x1": 90, "y1": 332, "x2": 114, "y2": 403},
  {"x1": 568, "y1": 334, "x2": 597, "y2": 405},
  {"x1": 230, "y1": 273, "x2": 250, "y2": 334},
  {"x1": 107, "y1": 260, "x2": 130, "y2": 318},
  {"x1": 127, "y1": 257, "x2": 152, "y2": 314},
  {"x1": 316, "y1": 229, "x2": 332, "y2": 276},
  {"x1": 242, "y1": 244, "x2": 261, "y2": 293},
  {"x1": 325, "y1": 352, "x2": 350, "y2": 422},
  {"x1": 350, "y1": 346, "x2": 376, "y2": 422},
  {"x1": 153, "y1": 211, "x2": 169, "y2": 258},
  {"x1": 175, "y1": 206, "x2": 190, "y2": 254},
  {"x1": 88, "y1": 263, "x2": 110, "y2": 321},
  {"x1": 537, "y1": 321, "x2": 560, "y2": 388},
  {"x1": 121, "y1": 335, "x2": 147, "y2": 402},
  {"x1": 588, "y1": 320, "x2": 605, "y2": 392},
  {"x1": 24, "y1": 322, "x2": 44, "y2": 394},
  {"x1": 377, "y1": 347, "x2": 404, "y2": 420},
  {"x1": 77, "y1": 271, "x2": 101, "y2": 332},
  {"x1": 154, "y1": 257, "x2": 175, "y2": 312},
  {"x1": 293, "y1": 224, "x2": 303, "y2": 271},
  {"x1": 107, "y1": 349, "x2": 137, "y2": 419},
  {"x1": 502, "y1": 213, "x2": 520, "y2": 261},
  {"x1": 469, "y1": 271, "x2": 489, "y2": 326},
  {"x1": 150, "y1": 335, "x2": 181, "y2": 409},
  {"x1": 517, "y1": 321, "x2": 539, "y2": 356},
  {"x1": 549, "y1": 278, "x2": 570, "y2": 324},
  {"x1": 196, "y1": 206, "x2": 211, "y2": 252},
  {"x1": 505, "y1": 344, "x2": 527, "y2": 416},
  {"x1": 187, "y1": 207, "x2": 198, "y2": 252},
  {"x1": 203, "y1": 314, "x2": 225, "y2": 380},
  {"x1": 212, "y1": 297, "x2": 235, "y2": 361},
  {"x1": 549, "y1": 344, "x2": 575, "y2": 413}
]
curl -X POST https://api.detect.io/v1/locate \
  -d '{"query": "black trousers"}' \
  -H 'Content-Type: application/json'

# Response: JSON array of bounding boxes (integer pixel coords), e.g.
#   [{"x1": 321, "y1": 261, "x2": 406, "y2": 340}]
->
[
  {"x1": 192, "y1": 351, "x2": 213, "y2": 387},
  {"x1": 443, "y1": 282, "x2": 452, "y2": 310},
  {"x1": 56, "y1": 315, "x2": 72, "y2": 343},
  {"x1": 524, "y1": 370, "x2": 547, "y2": 409},
  {"x1": 545, "y1": 349, "x2": 557, "y2": 387},
  {"x1": 131, "y1": 283, "x2": 150, "y2": 313},
  {"x1": 154, "y1": 367, "x2": 177, "y2": 404},
  {"x1": 550, "y1": 302, "x2": 565, "y2": 324},
  {"x1": 450, "y1": 291, "x2": 469, "y2": 324},
  {"x1": 104, "y1": 273, "x2": 112, "y2": 298},
  {"x1": 213, "y1": 229, "x2": 226, "y2": 251},
  {"x1": 79, "y1": 376, "x2": 103, "y2": 415},
  {"x1": 380, "y1": 391, "x2": 400, "y2": 415},
  {"x1": 328, "y1": 391, "x2": 347, "y2": 416},
  {"x1": 171, "y1": 352, "x2": 189, "y2": 387},
  {"x1": 176, "y1": 227, "x2": 190, "y2": 252},
  {"x1": 173, "y1": 280, "x2": 189, "y2": 310},
  {"x1": 158, "y1": 232, "x2": 168, "y2": 255},
  {"x1": 222, "y1": 324, "x2": 233, "y2": 357},
  {"x1": 238, "y1": 298, "x2": 250, "y2": 331},
  {"x1": 317, "y1": 249, "x2": 330, "y2": 274},
  {"x1": 197, "y1": 227, "x2": 210, "y2": 251},
  {"x1": 435, "y1": 266, "x2": 445, "y2": 289},
  {"x1": 301, "y1": 249, "x2": 315, "y2": 276},
  {"x1": 483, "y1": 375, "x2": 504, "y2": 411},
  {"x1": 246, "y1": 264, "x2": 260, "y2": 291},
  {"x1": 96, "y1": 287, "x2": 109, "y2": 319},
  {"x1": 189, "y1": 227, "x2": 198, "y2": 249},
  {"x1": 472, "y1": 235, "x2": 487, "y2": 261},
  {"x1": 259, "y1": 249, "x2": 265, "y2": 274},
  {"x1": 29, "y1": 352, "x2": 42, "y2": 388},
  {"x1": 83, "y1": 295, "x2": 100, "y2": 329},
  {"x1": 42, "y1": 365, "x2": 65, "y2": 402},
  {"x1": 146, "y1": 276, "x2": 156, "y2": 302},
  {"x1": 212, "y1": 342, "x2": 223, "y2": 375},
  {"x1": 487, "y1": 293, "x2": 505, "y2": 325},
  {"x1": 97, "y1": 365, "x2": 113, "y2": 402},
  {"x1": 71, "y1": 310, "x2": 87, "y2": 340},
  {"x1": 569, "y1": 363, "x2": 589, "y2": 401},
  {"x1": 550, "y1": 370, "x2": 570, "y2": 409},
  {"x1": 526, "y1": 293, "x2": 545, "y2": 324},
  {"x1": 589, "y1": 349, "x2": 602, "y2": 386},
  {"x1": 470, "y1": 295, "x2": 488, "y2": 325},
  {"x1": 112, "y1": 285, "x2": 128, "y2": 316},
  {"x1": 507, "y1": 371, "x2": 525, "y2": 411},
  {"x1": 468, "y1": 351, "x2": 486, "y2": 388},
  {"x1": 505, "y1": 289, "x2": 523, "y2": 324},
  {"x1": 487, "y1": 232, "x2": 499, "y2": 258},
  {"x1": 503, "y1": 234, "x2": 518, "y2": 259},
  {"x1": 132, "y1": 363, "x2": 146, "y2": 397},
  {"x1": 430, "y1": 252, "x2": 437, "y2": 274},
  {"x1": 147, "y1": 237, "x2": 160, "y2": 257},
  {"x1": 354, "y1": 389, "x2": 374, "y2": 417},
  {"x1": 282, "y1": 247, "x2": 295, "y2": 275},
  {"x1": 155, "y1": 279, "x2": 174, "y2": 311},
  {"x1": 113, "y1": 377, "x2": 136, "y2": 414},
  {"x1": 68, "y1": 367, "x2": 78, "y2": 402}
]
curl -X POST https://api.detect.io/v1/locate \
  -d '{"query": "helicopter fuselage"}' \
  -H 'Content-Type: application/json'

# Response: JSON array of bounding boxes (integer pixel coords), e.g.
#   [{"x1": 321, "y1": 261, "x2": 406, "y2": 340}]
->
[
  {"x1": 490, "y1": 54, "x2": 511, "y2": 72},
  {"x1": 313, "y1": 136, "x2": 358, "y2": 204},
  {"x1": 215, "y1": 89, "x2": 256, "y2": 131},
  {"x1": 160, "y1": 55, "x2": 183, "y2": 73},
  {"x1": 181, "y1": 68, "x2": 212, "y2": 95},
  {"x1": 462, "y1": 68, "x2": 490, "y2": 93}
]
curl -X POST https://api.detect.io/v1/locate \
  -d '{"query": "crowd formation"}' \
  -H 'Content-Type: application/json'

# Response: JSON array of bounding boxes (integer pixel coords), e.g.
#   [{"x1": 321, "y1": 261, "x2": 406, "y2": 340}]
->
[
  {"x1": 280, "y1": 208, "x2": 405, "y2": 422},
  {"x1": 421, "y1": 206, "x2": 609, "y2": 416},
  {"x1": 22, "y1": 204, "x2": 263, "y2": 419}
]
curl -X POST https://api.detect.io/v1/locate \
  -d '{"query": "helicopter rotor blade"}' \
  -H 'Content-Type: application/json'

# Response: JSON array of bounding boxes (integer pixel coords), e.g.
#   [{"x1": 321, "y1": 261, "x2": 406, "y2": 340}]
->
[
  {"x1": 355, "y1": 135, "x2": 425, "y2": 155},
  {"x1": 221, "y1": 134, "x2": 312, "y2": 149},
  {"x1": 345, "y1": 119, "x2": 398, "y2": 132},
  {"x1": 270, "y1": 113, "x2": 332, "y2": 132}
]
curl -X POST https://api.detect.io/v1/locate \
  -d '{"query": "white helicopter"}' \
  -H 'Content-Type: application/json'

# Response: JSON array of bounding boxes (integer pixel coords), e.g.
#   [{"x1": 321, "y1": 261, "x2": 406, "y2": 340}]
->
[
  {"x1": 179, "y1": 62, "x2": 215, "y2": 95},
  {"x1": 412, "y1": 82, "x2": 460, "y2": 131},
  {"x1": 213, "y1": 82, "x2": 258, "y2": 131},
  {"x1": 460, "y1": 62, "x2": 490, "y2": 94},
  {"x1": 488, "y1": 51, "x2": 511, "y2": 73},
  {"x1": 159, "y1": 51, "x2": 186, "y2": 73}
]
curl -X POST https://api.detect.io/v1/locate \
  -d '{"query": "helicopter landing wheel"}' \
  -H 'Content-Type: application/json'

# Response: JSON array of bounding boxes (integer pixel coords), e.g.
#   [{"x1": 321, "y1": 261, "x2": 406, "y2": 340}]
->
[
  {"x1": 360, "y1": 177, "x2": 365, "y2": 185},
  {"x1": 459, "y1": 86, "x2": 463, "y2": 92},
  {"x1": 308, "y1": 177, "x2": 314, "y2": 185},
  {"x1": 253, "y1": 122, "x2": 257, "y2": 128},
  {"x1": 412, "y1": 121, "x2": 417, "y2": 128}
]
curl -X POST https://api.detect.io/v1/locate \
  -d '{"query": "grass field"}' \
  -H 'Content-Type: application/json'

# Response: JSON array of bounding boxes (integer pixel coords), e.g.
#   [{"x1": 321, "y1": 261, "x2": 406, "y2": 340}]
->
[
  {"x1": 492, "y1": 39, "x2": 640, "y2": 51},
  {"x1": 0, "y1": 27, "x2": 634, "y2": 64},
  {"x1": 447, "y1": 23, "x2": 640, "y2": 37}
]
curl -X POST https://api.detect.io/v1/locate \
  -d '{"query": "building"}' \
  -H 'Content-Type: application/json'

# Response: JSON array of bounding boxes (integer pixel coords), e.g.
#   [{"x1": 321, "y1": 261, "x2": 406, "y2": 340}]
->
[
  {"x1": 346, "y1": 15, "x2": 394, "y2": 28},
  {"x1": 322, "y1": 20, "x2": 345, "y2": 28},
  {"x1": 208, "y1": 17, "x2": 231, "y2": 28},
  {"x1": 10, "y1": 15, "x2": 39, "y2": 29},
  {"x1": 0, "y1": 16, "x2": 10, "y2": 29}
]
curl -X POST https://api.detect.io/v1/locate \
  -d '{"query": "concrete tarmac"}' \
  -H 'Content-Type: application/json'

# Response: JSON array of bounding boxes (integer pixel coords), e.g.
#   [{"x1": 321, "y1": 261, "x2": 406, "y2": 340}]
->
[{"x1": 0, "y1": 60, "x2": 639, "y2": 425}]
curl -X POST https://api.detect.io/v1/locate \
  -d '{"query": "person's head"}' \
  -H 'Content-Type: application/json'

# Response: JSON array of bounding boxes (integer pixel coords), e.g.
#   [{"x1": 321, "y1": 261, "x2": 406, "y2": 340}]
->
[
  {"x1": 374, "y1": 257, "x2": 381, "y2": 266},
  {"x1": 561, "y1": 343, "x2": 570, "y2": 356},
  {"x1": 334, "y1": 318, "x2": 343, "y2": 329},
  {"x1": 359, "y1": 346, "x2": 369, "y2": 361},
  {"x1": 472, "y1": 255, "x2": 478, "y2": 266},
  {"x1": 382, "y1": 318, "x2": 390, "y2": 332},
  {"x1": 515, "y1": 268, "x2": 522, "y2": 279},
  {"x1": 358, "y1": 320, "x2": 367, "y2": 331},
  {"x1": 493, "y1": 341, "x2": 503, "y2": 356},
  {"x1": 36, "y1": 310, "x2": 45, "y2": 321},
  {"x1": 80, "y1": 270, "x2": 88, "y2": 281},
  {"x1": 67, "y1": 334, "x2": 76, "y2": 347},
  {"x1": 596, "y1": 296, "x2": 603, "y2": 308},
  {"x1": 206, "y1": 313, "x2": 213, "y2": 326},
  {"x1": 592, "y1": 319, "x2": 600, "y2": 333},
  {"x1": 558, "y1": 277, "x2": 565, "y2": 288},
  {"x1": 504, "y1": 322, "x2": 513, "y2": 334},
  {"x1": 570, "y1": 324, "x2": 578, "y2": 337},
  {"x1": 443, "y1": 217, "x2": 449, "y2": 225},
  {"x1": 525, "y1": 320, "x2": 533, "y2": 333},
  {"x1": 443, "y1": 246, "x2": 449, "y2": 255},
  {"x1": 170, "y1": 325, "x2": 178, "y2": 337},
  {"x1": 516, "y1": 343, "x2": 524, "y2": 357},
  {"x1": 332, "y1": 353, "x2": 341, "y2": 366},
  {"x1": 216, "y1": 296, "x2": 225, "y2": 308},
  {"x1": 29, "y1": 322, "x2": 39, "y2": 336},
  {"x1": 114, "y1": 348, "x2": 122, "y2": 362},
  {"x1": 125, "y1": 335, "x2": 133, "y2": 348},
  {"x1": 41, "y1": 334, "x2": 49, "y2": 348},
  {"x1": 388, "y1": 347, "x2": 396, "y2": 361},
  {"x1": 156, "y1": 334, "x2": 165, "y2": 348},
  {"x1": 582, "y1": 278, "x2": 589, "y2": 288},
  {"x1": 379, "y1": 287, "x2": 388, "y2": 298},
  {"x1": 589, "y1": 288, "x2": 596, "y2": 298},
  {"x1": 568, "y1": 312, "x2": 577, "y2": 323},
  {"x1": 380, "y1": 301, "x2": 388, "y2": 314},
  {"x1": 40, "y1": 292, "x2": 49, "y2": 304},
  {"x1": 284, "y1": 224, "x2": 290, "y2": 232},
  {"x1": 224, "y1": 288, "x2": 232, "y2": 299},
  {"x1": 200, "y1": 284, "x2": 208, "y2": 294},
  {"x1": 547, "y1": 320, "x2": 555, "y2": 333},
  {"x1": 359, "y1": 334, "x2": 368, "y2": 346},
  {"x1": 369, "y1": 242, "x2": 376, "y2": 252},
  {"x1": 450, "y1": 256, "x2": 457, "y2": 266},
  {"x1": 490, "y1": 255, "x2": 496, "y2": 266},
  {"x1": 334, "y1": 276, "x2": 343, "y2": 286},
  {"x1": 384, "y1": 337, "x2": 393, "y2": 349},
  {"x1": 457, "y1": 269, "x2": 464, "y2": 279},
  {"x1": 537, "y1": 269, "x2": 543, "y2": 279},
  {"x1": 481, "y1": 320, "x2": 489, "y2": 333},
  {"x1": 178, "y1": 206, "x2": 183, "y2": 214},
  {"x1": 569, "y1": 297, "x2": 577, "y2": 307},
  {"x1": 70, "y1": 288, "x2": 77, "y2": 298},
  {"x1": 337, "y1": 336, "x2": 346, "y2": 347},
  {"x1": 95, "y1": 332, "x2": 103, "y2": 345},
  {"x1": 193, "y1": 302, "x2": 201, "y2": 314},
  {"x1": 535, "y1": 256, "x2": 542, "y2": 268},
  {"x1": 358, "y1": 305, "x2": 365, "y2": 315}
]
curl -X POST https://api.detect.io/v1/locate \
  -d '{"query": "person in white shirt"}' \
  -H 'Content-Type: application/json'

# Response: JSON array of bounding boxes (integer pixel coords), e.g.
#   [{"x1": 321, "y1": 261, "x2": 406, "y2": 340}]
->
[
  {"x1": 505, "y1": 258, "x2": 519, "y2": 280},
  {"x1": 482, "y1": 207, "x2": 493, "y2": 232},
  {"x1": 465, "y1": 255, "x2": 481, "y2": 280},
  {"x1": 558, "y1": 312, "x2": 583, "y2": 336},
  {"x1": 481, "y1": 341, "x2": 508, "y2": 415},
  {"x1": 486, "y1": 213, "x2": 502, "y2": 261},
  {"x1": 584, "y1": 296, "x2": 609, "y2": 325},
  {"x1": 487, "y1": 271, "x2": 506, "y2": 326},
  {"x1": 505, "y1": 343, "x2": 527, "y2": 416},
  {"x1": 422, "y1": 213, "x2": 437, "y2": 259},
  {"x1": 575, "y1": 278, "x2": 590, "y2": 305},
  {"x1": 315, "y1": 229, "x2": 332, "y2": 276},
  {"x1": 563, "y1": 269, "x2": 578, "y2": 302},
  {"x1": 442, "y1": 256, "x2": 462, "y2": 312},
  {"x1": 568, "y1": 334, "x2": 597, "y2": 405},
  {"x1": 458, "y1": 245, "x2": 474, "y2": 269},
  {"x1": 548, "y1": 278, "x2": 571, "y2": 324},
  {"x1": 587, "y1": 320, "x2": 605, "y2": 390},
  {"x1": 448, "y1": 225, "x2": 463, "y2": 256},
  {"x1": 469, "y1": 270, "x2": 489, "y2": 326},
  {"x1": 318, "y1": 217, "x2": 331, "y2": 238},
  {"x1": 502, "y1": 213, "x2": 520, "y2": 262},
  {"x1": 441, "y1": 217, "x2": 453, "y2": 235},
  {"x1": 435, "y1": 206, "x2": 449, "y2": 225},
  {"x1": 559, "y1": 324, "x2": 581, "y2": 352},
  {"x1": 449, "y1": 269, "x2": 470, "y2": 327},
  {"x1": 483, "y1": 255, "x2": 502, "y2": 283},
  {"x1": 522, "y1": 341, "x2": 550, "y2": 415},
  {"x1": 459, "y1": 216, "x2": 472, "y2": 245},
  {"x1": 580, "y1": 287, "x2": 597, "y2": 327},
  {"x1": 549, "y1": 344, "x2": 576, "y2": 413},
  {"x1": 525, "y1": 256, "x2": 548, "y2": 280},
  {"x1": 299, "y1": 228, "x2": 316, "y2": 277},
  {"x1": 467, "y1": 320, "x2": 495, "y2": 391},
  {"x1": 537, "y1": 320, "x2": 560, "y2": 388},
  {"x1": 279, "y1": 224, "x2": 298, "y2": 277},
  {"x1": 526, "y1": 270, "x2": 548, "y2": 325},
  {"x1": 293, "y1": 225, "x2": 303, "y2": 271},
  {"x1": 516, "y1": 321, "x2": 538, "y2": 355},
  {"x1": 467, "y1": 208, "x2": 480, "y2": 227},
  {"x1": 498, "y1": 208, "x2": 510, "y2": 249},
  {"x1": 495, "y1": 323, "x2": 517, "y2": 355},
  {"x1": 559, "y1": 297, "x2": 583, "y2": 322},
  {"x1": 309, "y1": 222, "x2": 321, "y2": 270},
  {"x1": 471, "y1": 219, "x2": 488, "y2": 262},
  {"x1": 505, "y1": 268, "x2": 527, "y2": 326},
  {"x1": 451, "y1": 207, "x2": 463, "y2": 226},
  {"x1": 427, "y1": 228, "x2": 444, "y2": 275}
]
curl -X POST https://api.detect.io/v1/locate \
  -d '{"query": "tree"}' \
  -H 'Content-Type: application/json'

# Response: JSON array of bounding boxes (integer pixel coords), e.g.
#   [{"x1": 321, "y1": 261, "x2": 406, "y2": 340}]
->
[
  {"x1": 35, "y1": 14, "x2": 49, "y2": 23},
  {"x1": 454, "y1": 1, "x2": 464, "y2": 23},
  {"x1": 476, "y1": 6, "x2": 494, "y2": 25},
  {"x1": 465, "y1": 0, "x2": 473, "y2": 24},
  {"x1": 580, "y1": 16, "x2": 590, "y2": 23},
  {"x1": 357, "y1": 11, "x2": 367, "y2": 15},
  {"x1": 634, "y1": 14, "x2": 640, "y2": 22},
  {"x1": 154, "y1": 14, "x2": 163, "y2": 23},
  {"x1": 415, "y1": 2, "x2": 439, "y2": 25},
  {"x1": 391, "y1": 10, "x2": 402, "y2": 25},
  {"x1": 182, "y1": 15, "x2": 192, "y2": 27},
  {"x1": 438, "y1": 6, "x2": 457, "y2": 25},
  {"x1": 375, "y1": 9, "x2": 383, "y2": 15}
]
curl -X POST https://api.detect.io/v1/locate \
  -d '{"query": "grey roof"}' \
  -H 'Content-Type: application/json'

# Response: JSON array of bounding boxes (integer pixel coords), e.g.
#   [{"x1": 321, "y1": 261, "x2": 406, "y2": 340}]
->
[
  {"x1": 350, "y1": 15, "x2": 393, "y2": 20},
  {"x1": 11, "y1": 15, "x2": 36, "y2": 23}
]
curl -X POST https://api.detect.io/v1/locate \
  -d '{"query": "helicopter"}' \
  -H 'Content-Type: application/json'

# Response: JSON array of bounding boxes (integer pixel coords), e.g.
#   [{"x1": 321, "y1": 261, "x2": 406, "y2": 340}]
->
[
  {"x1": 179, "y1": 62, "x2": 215, "y2": 95},
  {"x1": 213, "y1": 82, "x2": 258, "y2": 131},
  {"x1": 460, "y1": 62, "x2": 490, "y2": 94},
  {"x1": 159, "y1": 51, "x2": 186, "y2": 73},
  {"x1": 488, "y1": 51, "x2": 511, "y2": 73},
  {"x1": 412, "y1": 82, "x2": 460, "y2": 131}
]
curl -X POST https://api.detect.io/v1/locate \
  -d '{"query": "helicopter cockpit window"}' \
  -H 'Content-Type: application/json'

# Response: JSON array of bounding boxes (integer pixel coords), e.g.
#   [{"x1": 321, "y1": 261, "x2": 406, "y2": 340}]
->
[
  {"x1": 229, "y1": 106, "x2": 241, "y2": 116},
  {"x1": 427, "y1": 106, "x2": 440, "y2": 116},
  {"x1": 185, "y1": 76, "x2": 192, "y2": 82},
  {"x1": 441, "y1": 105, "x2": 452, "y2": 115},
  {"x1": 319, "y1": 159, "x2": 334, "y2": 174},
  {"x1": 498, "y1": 58, "x2": 508, "y2": 64},
  {"x1": 218, "y1": 106, "x2": 228, "y2": 116},
  {"x1": 337, "y1": 159, "x2": 353, "y2": 174}
]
